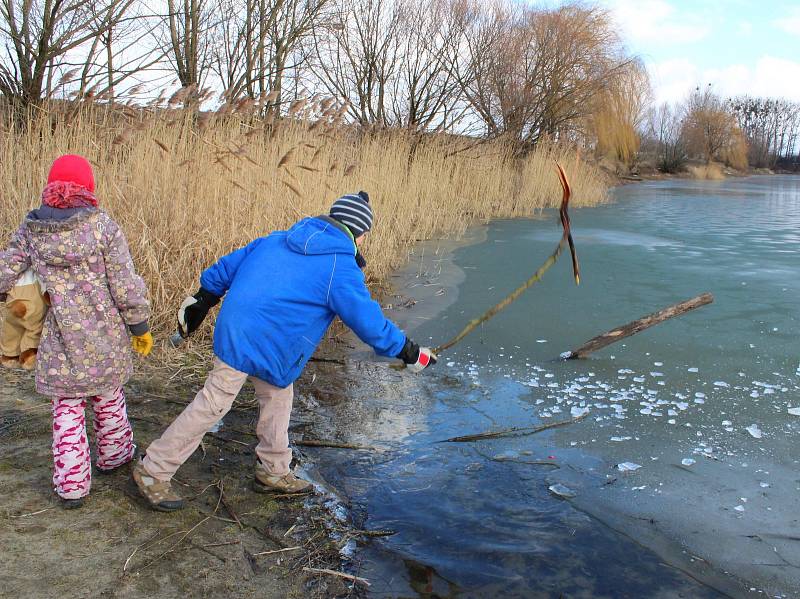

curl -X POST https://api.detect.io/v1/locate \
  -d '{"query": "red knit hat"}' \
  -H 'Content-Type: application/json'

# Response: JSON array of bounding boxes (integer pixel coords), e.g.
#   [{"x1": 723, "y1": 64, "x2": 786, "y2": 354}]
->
[{"x1": 47, "y1": 154, "x2": 95, "y2": 192}]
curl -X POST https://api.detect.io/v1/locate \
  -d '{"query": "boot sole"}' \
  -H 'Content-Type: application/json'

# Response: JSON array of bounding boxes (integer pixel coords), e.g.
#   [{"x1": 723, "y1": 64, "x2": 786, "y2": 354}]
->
[{"x1": 61, "y1": 498, "x2": 85, "y2": 509}]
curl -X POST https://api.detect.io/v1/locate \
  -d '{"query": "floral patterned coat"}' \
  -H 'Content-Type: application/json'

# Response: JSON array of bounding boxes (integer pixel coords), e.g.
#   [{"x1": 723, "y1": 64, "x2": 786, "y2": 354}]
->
[{"x1": 0, "y1": 209, "x2": 150, "y2": 397}]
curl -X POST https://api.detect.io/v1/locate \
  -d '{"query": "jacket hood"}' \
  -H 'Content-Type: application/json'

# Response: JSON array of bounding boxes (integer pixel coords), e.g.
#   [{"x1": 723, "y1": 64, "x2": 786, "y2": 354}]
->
[
  {"x1": 28, "y1": 206, "x2": 92, "y2": 222},
  {"x1": 23, "y1": 208, "x2": 102, "y2": 266},
  {"x1": 285, "y1": 217, "x2": 356, "y2": 256}
]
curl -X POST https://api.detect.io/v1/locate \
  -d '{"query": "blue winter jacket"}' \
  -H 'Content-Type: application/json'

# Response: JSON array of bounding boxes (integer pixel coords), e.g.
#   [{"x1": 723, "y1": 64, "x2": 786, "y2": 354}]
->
[{"x1": 199, "y1": 216, "x2": 407, "y2": 388}]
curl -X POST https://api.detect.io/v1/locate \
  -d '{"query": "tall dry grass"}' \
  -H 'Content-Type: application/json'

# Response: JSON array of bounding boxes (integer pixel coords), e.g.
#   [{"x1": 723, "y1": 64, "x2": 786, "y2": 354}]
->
[
  {"x1": 688, "y1": 163, "x2": 725, "y2": 180},
  {"x1": 0, "y1": 102, "x2": 608, "y2": 335}
]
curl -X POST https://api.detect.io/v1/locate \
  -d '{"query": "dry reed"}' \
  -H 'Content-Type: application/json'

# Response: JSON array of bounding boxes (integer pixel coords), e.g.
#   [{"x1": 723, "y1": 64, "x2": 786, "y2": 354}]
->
[
  {"x1": 0, "y1": 101, "x2": 608, "y2": 336},
  {"x1": 688, "y1": 163, "x2": 725, "y2": 180}
]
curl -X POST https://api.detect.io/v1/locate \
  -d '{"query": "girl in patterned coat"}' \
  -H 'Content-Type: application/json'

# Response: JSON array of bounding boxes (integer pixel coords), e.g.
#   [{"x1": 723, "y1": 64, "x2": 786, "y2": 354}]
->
[{"x1": 0, "y1": 155, "x2": 153, "y2": 508}]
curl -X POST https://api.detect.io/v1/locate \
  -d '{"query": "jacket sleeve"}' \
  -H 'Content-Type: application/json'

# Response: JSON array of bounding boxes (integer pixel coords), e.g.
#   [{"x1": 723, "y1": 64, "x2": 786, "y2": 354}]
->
[
  {"x1": 102, "y1": 217, "x2": 151, "y2": 331},
  {"x1": 327, "y1": 256, "x2": 406, "y2": 357},
  {"x1": 0, "y1": 226, "x2": 32, "y2": 295},
  {"x1": 199, "y1": 238, "x2": 263, "y2": 297}
]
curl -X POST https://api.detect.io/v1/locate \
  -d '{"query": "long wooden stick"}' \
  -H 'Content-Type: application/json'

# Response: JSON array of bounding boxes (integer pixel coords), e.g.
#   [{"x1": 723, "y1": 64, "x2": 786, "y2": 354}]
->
[
  {"x1": 563, "y1": 292, "x2": 714, "y2": 359},
  {"x1": 433, "y1": 162, "x2": 579, "y2": 355},
  {"x1": 434, "y1": 240, "x2": 566, "y2": 353}
]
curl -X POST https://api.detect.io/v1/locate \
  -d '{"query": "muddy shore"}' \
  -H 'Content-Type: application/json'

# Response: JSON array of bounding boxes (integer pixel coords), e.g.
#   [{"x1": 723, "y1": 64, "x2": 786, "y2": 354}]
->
[{"x1": 0, "y1": 345, "x2": 378, "y2": 599}]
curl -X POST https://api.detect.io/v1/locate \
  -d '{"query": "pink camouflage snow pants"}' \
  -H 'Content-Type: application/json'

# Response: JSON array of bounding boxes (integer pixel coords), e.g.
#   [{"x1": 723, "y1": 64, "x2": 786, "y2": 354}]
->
[{"x1": 52, "y1": 387, "x2": 134, "y2": 499}]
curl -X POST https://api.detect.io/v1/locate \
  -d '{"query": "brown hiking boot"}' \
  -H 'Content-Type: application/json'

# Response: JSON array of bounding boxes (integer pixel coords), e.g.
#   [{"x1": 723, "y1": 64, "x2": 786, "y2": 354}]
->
[
  {"x1": 253, "y1": 461, "x2": 312, "y2": 494},
  {"x1": 131, "y1": 459, "x2": 184, "y2": 512}
]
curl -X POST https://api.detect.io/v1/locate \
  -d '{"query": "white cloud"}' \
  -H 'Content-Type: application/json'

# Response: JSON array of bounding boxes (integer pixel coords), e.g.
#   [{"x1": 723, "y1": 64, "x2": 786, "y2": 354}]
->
[
  {"x1": 604, "y1": 0, "x2": 711, "y2": 47},
  {"x1": 648, "y1": 58, "x2": 700, "y2": 104},
  {"x1": 648, "y1": 56, "x2": 800, "y2": 104},
  {"x1": 773, "y1": 6, "x2": 800, "y2": 36}
]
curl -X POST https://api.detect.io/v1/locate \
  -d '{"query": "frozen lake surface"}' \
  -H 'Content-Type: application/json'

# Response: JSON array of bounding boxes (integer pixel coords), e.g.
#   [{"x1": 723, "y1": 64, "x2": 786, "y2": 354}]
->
[{"x1": 310, "y1": 175, "x2": 800, "y2": 598}]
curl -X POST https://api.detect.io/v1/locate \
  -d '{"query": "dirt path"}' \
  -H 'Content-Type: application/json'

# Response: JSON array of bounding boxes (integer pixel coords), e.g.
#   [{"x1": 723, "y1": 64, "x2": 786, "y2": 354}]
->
[{"x1": 0, "y1": 361, "x2": 354, "y2": 599}]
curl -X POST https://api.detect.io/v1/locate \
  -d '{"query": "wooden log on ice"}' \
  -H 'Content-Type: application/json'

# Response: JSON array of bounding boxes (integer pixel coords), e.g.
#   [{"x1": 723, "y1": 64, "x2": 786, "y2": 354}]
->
[{"x1": 562, "y1": 292, "x2": 714, "y2": 360}]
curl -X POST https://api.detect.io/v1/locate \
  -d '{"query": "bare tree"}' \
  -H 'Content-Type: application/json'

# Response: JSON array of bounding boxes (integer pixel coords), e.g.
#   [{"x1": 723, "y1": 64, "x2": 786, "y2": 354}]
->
[
  {"x1": 161, "y1": 0, "x2": 214, "y2": 88},
  {"x1": 0, "y1": 0, "x2": 137, "y2": 108},
  {"x1": 310, "y1": 0, "x2": 404, "y2": 125},
  {"x1": 265, "y1": 0, "x2": 332, "y2": 107},
  {"x1": 453, "y1": 1, "x2": 636, "y2": 149},
  {"x1": 729, "y1": 96, "x2": 800, "y2": 167},
  {"x1": 682, "y1": 86, "x2": 747, "y2": 169},
  {"x1": 209, "y1": 0, "x2": 332, "y2": 112},
  {"x1": 387, "y1": 0, "x2": 465, "y2": 132},
  {"x1": 645, "y1": 101, "x2": 686, "y2": 173}
]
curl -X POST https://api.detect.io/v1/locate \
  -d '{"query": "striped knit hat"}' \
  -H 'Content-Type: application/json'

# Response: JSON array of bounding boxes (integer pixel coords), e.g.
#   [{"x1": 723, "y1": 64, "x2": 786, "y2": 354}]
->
[{"x1": 329, "y1": 191, "x2": 373, "y2": 238}]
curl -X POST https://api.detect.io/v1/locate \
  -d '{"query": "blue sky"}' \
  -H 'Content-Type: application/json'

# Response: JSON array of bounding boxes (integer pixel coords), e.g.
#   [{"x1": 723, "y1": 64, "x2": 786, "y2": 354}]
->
[{"x1": 531, "y1": 0, "x2": 800, "y2": 104}]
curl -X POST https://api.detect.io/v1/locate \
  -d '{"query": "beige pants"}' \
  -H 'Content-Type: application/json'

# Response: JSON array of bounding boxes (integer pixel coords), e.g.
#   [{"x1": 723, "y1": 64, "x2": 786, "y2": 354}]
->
[
  {"x1": 0, "y1": 283, "x2": 46, "y2": 356},
  {"x1": 143, "y1": 357, "x2": 294, "y2": 482}
]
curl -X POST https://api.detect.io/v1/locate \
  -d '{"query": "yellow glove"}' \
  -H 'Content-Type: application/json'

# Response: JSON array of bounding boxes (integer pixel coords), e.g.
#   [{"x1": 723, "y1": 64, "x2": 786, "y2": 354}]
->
[{"x1": 131, "y1": 332, "x2": 154, "y2": 357}]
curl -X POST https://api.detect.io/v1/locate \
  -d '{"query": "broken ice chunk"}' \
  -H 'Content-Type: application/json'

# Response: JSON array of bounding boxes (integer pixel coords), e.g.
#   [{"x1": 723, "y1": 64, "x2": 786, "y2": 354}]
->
[
  {"x1": 560, "y1": 351, "x2": 573, "y2": 359},
  {"x1": 688, "y1": 367, "x2": 699, "y2": 373},
  {"x1": 571, "y1": 406, "x2": 589, "y2": 418},
  {"x1": 788, "y1": 407, "x2": 800, "y2": 416},
  {"x1": 610, "y1": 436, "x2": 632, "y2": 442},
  {"x1": 548, "y1": 484, "x2": 577, "y2": 499},
  {"x1": 617, "y1": 462, "x2": 641, "y2": 472},
  {"x1": 713, "y1": 381, "x2": 729, "y2": 388},
  {"x1": 681, "y1": 458, "x2": 696, "y2": 466},
  {"x1": 734, "y1": 505, "x2": 745, "y2": 512},
  {"x1": 745, "y1": 424, "x2": 763, "y2": 439}
]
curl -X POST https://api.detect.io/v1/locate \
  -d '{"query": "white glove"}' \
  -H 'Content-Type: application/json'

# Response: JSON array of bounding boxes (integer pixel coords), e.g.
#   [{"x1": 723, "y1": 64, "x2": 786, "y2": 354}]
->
[
  {"x1": 176, "y1": 288, "x2": 220, "y2": 337},
  {"x1": 176, "y1": 295, "x2": 198, "y2": 337},
  {"x1": 406, "y1": 347, "x2": 437, "y2": 373}
]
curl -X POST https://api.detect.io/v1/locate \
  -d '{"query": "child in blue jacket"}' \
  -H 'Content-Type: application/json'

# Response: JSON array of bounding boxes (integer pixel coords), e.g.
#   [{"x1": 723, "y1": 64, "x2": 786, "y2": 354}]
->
[{"x1": 133, "y1": 192, "x2": 435, "y2": 510}]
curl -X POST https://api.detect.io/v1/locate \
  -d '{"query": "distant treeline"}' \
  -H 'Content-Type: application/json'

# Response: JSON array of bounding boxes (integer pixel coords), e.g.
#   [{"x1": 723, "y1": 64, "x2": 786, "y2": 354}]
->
[{"x1": 641, "y1": 86, "x2": 799, "y2": 174}]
